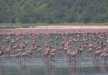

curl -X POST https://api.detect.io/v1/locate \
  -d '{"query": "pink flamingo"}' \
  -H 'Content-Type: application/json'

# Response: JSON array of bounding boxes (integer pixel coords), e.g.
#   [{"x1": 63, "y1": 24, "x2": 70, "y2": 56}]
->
[
  {"x1": 43, "y1": 45, "x2": 56, "y2": 75},
  {"x1": 43, "y1": 34, "x2": 56, "y2": 75},
  {"x1": 63, "y1": 36, "x2": 79, "y2": 75}
]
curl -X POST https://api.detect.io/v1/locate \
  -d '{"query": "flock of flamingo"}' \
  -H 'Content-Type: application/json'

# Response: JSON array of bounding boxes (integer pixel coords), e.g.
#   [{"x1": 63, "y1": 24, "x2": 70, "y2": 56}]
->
[{"x1": 0, "y1": 29, "x2": 108, "y2": 75}]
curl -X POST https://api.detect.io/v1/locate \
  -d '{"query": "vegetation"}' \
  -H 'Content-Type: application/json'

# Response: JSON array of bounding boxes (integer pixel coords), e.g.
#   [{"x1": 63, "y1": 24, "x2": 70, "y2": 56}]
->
[{"x1": 0, "y1": 0, "x2": 108, "y2": 25}]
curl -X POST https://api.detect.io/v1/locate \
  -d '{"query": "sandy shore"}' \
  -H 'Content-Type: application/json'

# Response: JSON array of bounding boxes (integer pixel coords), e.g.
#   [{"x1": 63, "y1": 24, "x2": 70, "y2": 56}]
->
[{"x1": 0, "y1": 26, "x2": 108, "y2": 34}]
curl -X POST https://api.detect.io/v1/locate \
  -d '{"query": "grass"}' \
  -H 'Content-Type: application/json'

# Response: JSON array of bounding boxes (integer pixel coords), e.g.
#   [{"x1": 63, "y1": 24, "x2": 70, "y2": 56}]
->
[{"x1": 0, "y1": 23, "x2": 108, "y2": 28}]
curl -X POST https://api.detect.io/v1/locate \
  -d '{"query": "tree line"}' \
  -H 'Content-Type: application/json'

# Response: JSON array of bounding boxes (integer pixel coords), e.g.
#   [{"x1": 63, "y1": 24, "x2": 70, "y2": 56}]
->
[{"x1": 0, "y1": 0, "x2": 108, "y2": 24}]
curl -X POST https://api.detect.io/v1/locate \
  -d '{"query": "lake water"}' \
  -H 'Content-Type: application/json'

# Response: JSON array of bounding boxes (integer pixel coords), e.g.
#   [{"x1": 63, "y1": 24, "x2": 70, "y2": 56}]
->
[{"x1": 0, "y1": 57, "x2": 108, "y2": 75}]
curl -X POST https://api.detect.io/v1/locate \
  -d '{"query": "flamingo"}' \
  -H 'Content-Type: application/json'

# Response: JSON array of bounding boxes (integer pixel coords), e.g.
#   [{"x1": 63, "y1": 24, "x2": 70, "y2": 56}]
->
[
  {"x1": 43, "y1": 45, "x2": 56, "y2": 75},
  {"x1": 99, "y1": 48, "x2": 108, "y2": 72},
  {"x1": 64, "y1": 38, "x2": 79, "y2": 75},
  {"x1": 67, "y1": 48, "x2": 79, "y2": 75}
]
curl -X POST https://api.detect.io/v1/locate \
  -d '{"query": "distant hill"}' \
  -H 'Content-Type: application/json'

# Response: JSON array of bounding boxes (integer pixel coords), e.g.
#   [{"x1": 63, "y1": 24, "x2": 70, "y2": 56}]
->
[{"x1": 0, "y1": 0, "x2": 108, "y2": 24}]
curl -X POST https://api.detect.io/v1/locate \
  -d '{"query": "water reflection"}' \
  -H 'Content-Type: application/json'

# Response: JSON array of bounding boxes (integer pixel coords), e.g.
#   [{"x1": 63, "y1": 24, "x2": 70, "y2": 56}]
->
[{"x1": 0, "y1": 57, "x2": 108, "y2": 75}]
